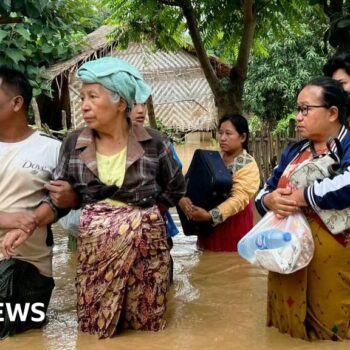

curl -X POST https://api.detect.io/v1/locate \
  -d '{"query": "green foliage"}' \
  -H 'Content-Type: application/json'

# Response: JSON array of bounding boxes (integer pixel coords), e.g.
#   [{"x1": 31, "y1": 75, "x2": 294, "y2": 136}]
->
[
  {"x1": 103, "y1": 0, "x2": 322, "y2": 117},
  {"x1": 247, "y1": 114, "x2": 262, "y2": 135},
  {"x1": 103, "y1": 0, "x2": 315, "y2": 64},
  {"x1": 244, "y1": 24, "x2": 330, "y2": 123},
  {"x1": 147, "y1": 118, "x2": 184, "y2": 144},
  {"x1": 0, "y1": 0, "x2": 104, "y2": 96},
  {"x1": 104, "y1": 0, "x2": 187, "y2": 52},
  {"x1": 273, "y1": 113, "x2": 295, "y2": 135}
]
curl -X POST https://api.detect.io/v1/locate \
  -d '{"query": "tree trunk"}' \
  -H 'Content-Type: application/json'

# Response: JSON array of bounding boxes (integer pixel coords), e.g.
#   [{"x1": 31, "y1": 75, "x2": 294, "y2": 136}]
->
[
  {"x1": 0, "y1": 16, "x2": 23, "y2": 24},
  {"x1": 180, "y1": 1, "x2": 239, "y2": 119},
  {"x1": 181, "y1": 1, "x2": 222, "y2": 98},
  {"x1": 31, "y1": 98, "x2": 42, "y2": 128},
  {"x1": 180, "y1": 0, "x2": 256, "y2": 120},
  {"x1": 216, "y1": 92, "x2": 240, "y2": 118},
  {"x1": 159, "y1": 0, "x2": 256, "y2": 121},
  {"x1": 147, "y1": 95, "x2": 158, "y2": 129},
  {"x1": 231, "y1": 0, "x2": 256, "y2": 112}
]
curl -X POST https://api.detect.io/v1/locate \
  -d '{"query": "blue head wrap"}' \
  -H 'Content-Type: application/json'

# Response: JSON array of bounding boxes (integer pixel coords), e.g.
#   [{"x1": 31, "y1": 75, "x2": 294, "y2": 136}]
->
[{"x1": 76, "y1": 57, "x2": 151, "y2": 108}]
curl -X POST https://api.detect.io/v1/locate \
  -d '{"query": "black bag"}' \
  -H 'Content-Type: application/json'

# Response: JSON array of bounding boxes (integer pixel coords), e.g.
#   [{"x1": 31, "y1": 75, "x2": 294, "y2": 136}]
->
[{"x1": 177, "y1": 149, "x2": 232, "y2": 236}]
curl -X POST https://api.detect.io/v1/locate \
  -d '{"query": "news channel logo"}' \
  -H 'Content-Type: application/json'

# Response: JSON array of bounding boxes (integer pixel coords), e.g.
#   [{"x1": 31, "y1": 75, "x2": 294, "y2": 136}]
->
[{"x1": 0, "y1": 302, "x2": 45, "y2": 323}]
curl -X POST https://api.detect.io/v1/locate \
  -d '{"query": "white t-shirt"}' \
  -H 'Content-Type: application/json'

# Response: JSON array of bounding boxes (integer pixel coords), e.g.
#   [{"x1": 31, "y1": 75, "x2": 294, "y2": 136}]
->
[{"x1": 0, "y1": 131, "x2": 61, "y2": 277}]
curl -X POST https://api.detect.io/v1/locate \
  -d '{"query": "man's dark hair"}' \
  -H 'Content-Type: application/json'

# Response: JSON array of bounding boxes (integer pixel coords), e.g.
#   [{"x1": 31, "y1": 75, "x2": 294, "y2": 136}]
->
[
  {"x1": 323, "y1": 53, "x2": 350, "y2": 77},
  {"x1": 0, "y1": 66, "x2": 32, "y2": 110}
]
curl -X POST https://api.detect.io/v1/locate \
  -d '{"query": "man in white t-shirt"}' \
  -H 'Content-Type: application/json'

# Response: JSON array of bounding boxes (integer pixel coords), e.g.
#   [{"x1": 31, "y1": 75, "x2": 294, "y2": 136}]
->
[{"x1": 0, "y1": 66, "x2": 66, "y2": 338}]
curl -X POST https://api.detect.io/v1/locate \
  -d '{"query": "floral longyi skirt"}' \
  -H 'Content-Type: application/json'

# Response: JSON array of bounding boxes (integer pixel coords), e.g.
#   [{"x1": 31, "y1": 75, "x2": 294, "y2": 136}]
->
[
  {"x1": 267, "y1": 218, "x2": 350, "y2": 340},
  {"x1": 76, "y1": 203, "x2": 170, "y2": 338}
]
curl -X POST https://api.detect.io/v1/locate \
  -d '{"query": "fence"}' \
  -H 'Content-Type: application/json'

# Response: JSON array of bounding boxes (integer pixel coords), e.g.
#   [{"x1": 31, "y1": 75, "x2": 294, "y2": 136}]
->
[{"x1": 249, "y1": 119, "x2": 299, "y2": 185}]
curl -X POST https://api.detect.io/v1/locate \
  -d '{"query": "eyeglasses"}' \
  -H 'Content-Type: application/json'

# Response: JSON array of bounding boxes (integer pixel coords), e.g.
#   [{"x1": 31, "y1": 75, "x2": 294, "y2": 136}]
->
[{"x1": 295, "y1": 105, "x2": 328, "y2": 116}]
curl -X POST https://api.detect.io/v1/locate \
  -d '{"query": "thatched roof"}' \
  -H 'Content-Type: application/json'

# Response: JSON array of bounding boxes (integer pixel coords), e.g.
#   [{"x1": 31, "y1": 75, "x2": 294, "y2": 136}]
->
[
  {"x1": 47, "y1": 25, "x2": 231, "y2": 81},
  {"x1": 46, "y1": 25, "x2": 231, "y2": 132},
  {"x1": 47, "y1": 25, "x2": 117, "y2": 80}
]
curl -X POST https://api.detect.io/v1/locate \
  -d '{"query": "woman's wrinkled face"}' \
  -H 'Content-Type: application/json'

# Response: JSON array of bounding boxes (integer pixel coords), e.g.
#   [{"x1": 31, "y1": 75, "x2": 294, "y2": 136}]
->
[
  {"x1": 218, "y1": 120, "x2": 245, "y2": 154},
  {"x1": 296, "y1": 85, "x2": 336, "y2": 141},
  {"x1": 80, "y1": 83, "x2": 123, "y2": 130},
  {"x1": 332, "y1": 68, "x2": 350, "y2": 92}
]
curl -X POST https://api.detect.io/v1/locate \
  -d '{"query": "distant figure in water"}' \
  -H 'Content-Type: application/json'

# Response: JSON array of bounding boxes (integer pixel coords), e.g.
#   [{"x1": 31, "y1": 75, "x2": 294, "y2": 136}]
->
[{"x1": 179, "y1": 114, "x2": 260, "y2": 251}]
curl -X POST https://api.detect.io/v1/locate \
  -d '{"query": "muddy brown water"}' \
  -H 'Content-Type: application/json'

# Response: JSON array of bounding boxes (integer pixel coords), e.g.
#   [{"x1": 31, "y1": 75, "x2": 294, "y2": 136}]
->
[{"x1": 1, "y1": 143, "x2": 348, "y2": 350}]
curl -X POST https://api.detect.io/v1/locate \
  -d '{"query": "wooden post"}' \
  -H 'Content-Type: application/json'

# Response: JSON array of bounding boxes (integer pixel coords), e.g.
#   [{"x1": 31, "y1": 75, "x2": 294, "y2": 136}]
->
[
  {"x1": 147, "y1": 95, "x2": 158, "y2": 130},
  {"x1": 31, "y1": 98, "x2": 41, "y2": 129},
  {"x1": 288, "y1": 119, "x2": 296, "y2": 139},
  {"x1": 61, "y1": 110, "x2": 67, "y2": 130}
]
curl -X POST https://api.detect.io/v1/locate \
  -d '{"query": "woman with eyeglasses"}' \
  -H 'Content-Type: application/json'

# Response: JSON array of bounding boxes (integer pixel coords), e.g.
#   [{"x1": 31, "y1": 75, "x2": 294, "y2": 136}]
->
[{"x1": 255, "y1": 77, "x2": 350, "y2": 341}]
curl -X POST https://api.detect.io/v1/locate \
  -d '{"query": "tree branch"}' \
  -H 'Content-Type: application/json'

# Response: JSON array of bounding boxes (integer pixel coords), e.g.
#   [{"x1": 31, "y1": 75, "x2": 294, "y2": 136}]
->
[
  {"x1": 158, "y1": 0, "x2": 193, "y2": 10},
  {"x1": 235, "y1": 0, "x2": 256, "y2": 85},
  {"x1": 180, "y1": 1, "x2": 222, "y2": 98},
  {"x1": 0, "y1": 16, "x2": 24, "y2": 25},
  {"x1": 158, "y1": 0, "x2": 182, "y2": 7}
]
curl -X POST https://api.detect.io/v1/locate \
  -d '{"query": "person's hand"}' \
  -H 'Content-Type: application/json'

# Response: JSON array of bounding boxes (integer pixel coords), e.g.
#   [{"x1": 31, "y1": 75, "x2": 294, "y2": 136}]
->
[
  {"x1": 178, "y1": 197, "x2": 194, "y2": 219},
  {"x1": 44, "y1": 180, "x2": 79, "y2": 208},
  {"x1": 190, "y1": 206, "x2": 212, "y2": 222},
  {"x1": 263, "y1": 187, "x2": 299, "y2": 219},
  {"x1": 0, "y1": 212, "x2": 38, "y2": 233},
  {"x1": 2, "y1": 229, "x2": 31, "y2": 259},
  {"x1": 285, "y1": 188, "x2": 307, "y2": 208}
]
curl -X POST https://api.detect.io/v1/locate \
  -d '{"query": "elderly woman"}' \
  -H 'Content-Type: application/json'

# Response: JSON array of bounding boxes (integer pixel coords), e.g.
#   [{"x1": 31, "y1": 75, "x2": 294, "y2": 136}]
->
[
  {"x1": 4, "y1": 57, "x2": 185, "y2": 338},
  {"x1": 179, "y1": 114, "x2": 260, "y2": 251},
  {"x1": 69, "y1": 58, "x2": 185, "y2": 338},
  {"x1": 63, "y1": 58, "x2": 185, "y2": 338},
  {"x1": 255, "y1": 77, "x2": 350, "y2": 341}
]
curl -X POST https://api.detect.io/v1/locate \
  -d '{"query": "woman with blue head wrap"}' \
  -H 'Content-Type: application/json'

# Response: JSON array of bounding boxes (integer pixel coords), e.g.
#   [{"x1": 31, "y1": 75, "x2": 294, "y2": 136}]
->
[
  {"x1": 76, "y1": 57, "x2": 152, "y2": 109},
  {"x1": 52, "y1": 57, "x2": 185, "y2": 338}
]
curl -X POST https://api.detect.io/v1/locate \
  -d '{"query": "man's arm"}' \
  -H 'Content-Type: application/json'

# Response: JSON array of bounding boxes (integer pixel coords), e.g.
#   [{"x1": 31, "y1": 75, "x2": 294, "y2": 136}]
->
[
  {"x1": 34, "y1": 202, "x2": 55, "y2": 227},
  {"x1": 0, "y1": 211, "x2": 38, "y2": 233},
  {"x1": 1, "y1": 203, "x2": 55, "y2": 258}
]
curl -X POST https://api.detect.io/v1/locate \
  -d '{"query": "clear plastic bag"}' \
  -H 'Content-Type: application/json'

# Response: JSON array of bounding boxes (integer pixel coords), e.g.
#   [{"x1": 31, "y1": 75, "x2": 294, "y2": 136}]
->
[
  {"x1": 57, "y1": 209, "x2": 81, "y2": 237},
  {"x1": 238, "y1": 211, "x2": 314, "y2": 274}
]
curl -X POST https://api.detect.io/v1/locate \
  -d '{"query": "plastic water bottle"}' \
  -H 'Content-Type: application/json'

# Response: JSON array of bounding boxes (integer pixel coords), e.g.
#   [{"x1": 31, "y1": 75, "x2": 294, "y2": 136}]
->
[
  {"x1": 255, "y1": 230, "x2": 291, "y2": 249},
  {"x1": 238, "y1": 229, "x2": 292, "y2": 262}
]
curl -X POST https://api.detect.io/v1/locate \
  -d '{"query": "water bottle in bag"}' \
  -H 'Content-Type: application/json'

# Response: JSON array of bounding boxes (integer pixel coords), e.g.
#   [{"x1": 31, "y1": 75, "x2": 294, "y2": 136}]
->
[
  {"x1": 238, "y1": 229, "x2": 292, "y2": 262},
  {"x1": 255, "y1": 230, "x2": 291, "y2": 249}
]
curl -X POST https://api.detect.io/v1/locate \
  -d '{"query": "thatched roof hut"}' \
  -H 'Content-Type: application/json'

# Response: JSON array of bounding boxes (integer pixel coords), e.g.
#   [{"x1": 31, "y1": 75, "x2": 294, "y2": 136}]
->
[{"x1": 39, "y1": 25, "x2": 230, "y2": 132}]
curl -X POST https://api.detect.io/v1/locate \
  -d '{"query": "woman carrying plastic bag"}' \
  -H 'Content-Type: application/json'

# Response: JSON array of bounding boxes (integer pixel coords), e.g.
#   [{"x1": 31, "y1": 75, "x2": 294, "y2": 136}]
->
[
  {"x1": 254, "y1": 77, "x2": 350, "y2": 341},
  {"x1": 238, "y1": 211, "x2": 314, "y2": 274}
]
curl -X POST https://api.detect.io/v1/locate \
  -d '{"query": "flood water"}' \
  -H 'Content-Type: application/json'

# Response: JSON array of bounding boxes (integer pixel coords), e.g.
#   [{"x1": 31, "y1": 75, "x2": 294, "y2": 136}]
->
[{"x1": 1, "y1": 142, "x2": 349, "y2": 350}]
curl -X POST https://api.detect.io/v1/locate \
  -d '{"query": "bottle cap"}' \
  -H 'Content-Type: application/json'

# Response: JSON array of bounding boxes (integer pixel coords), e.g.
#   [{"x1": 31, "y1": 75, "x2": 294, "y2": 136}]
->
[{"x1": 283, "y1": 232, "x2": 292, "y2": 241}]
